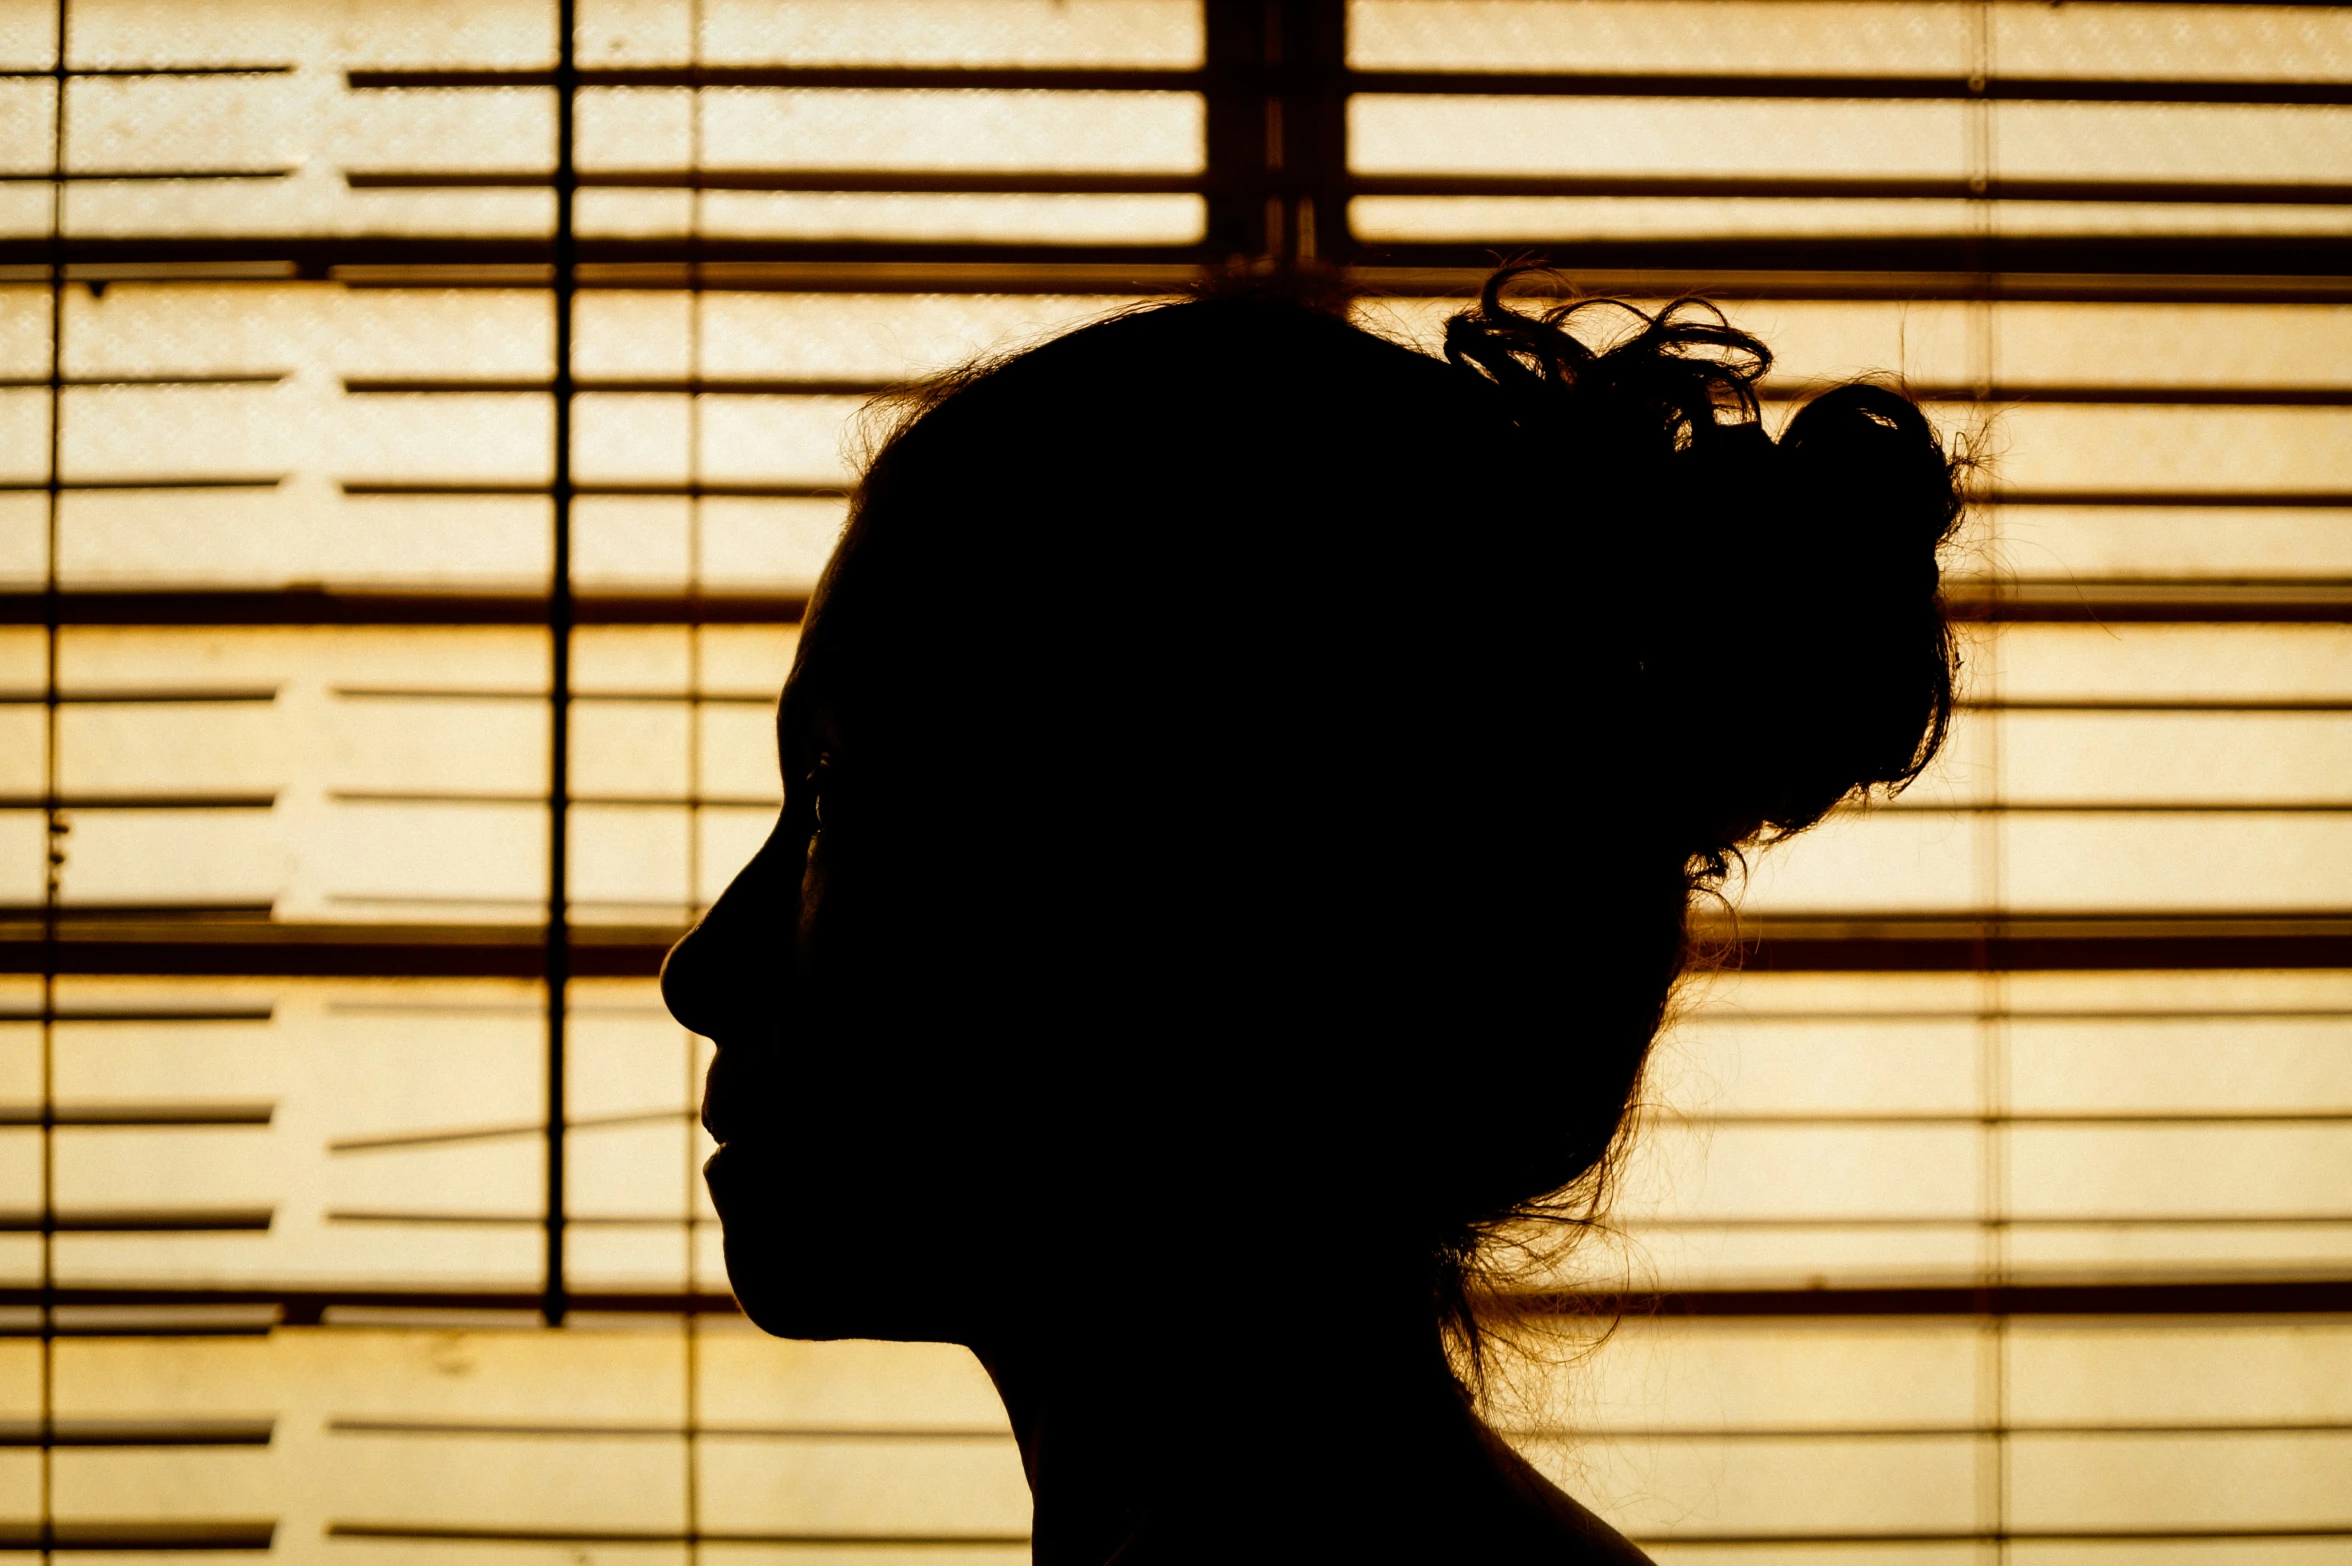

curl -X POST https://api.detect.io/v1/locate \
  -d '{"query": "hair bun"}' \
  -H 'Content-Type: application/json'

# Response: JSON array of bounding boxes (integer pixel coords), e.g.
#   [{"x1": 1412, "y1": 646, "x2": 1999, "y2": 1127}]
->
[
  {"x1": 1705, "y1": 382, "x2": 1965, "y2": 851},
  {"x1": 1445, "y1": 271, "x2": 1967, "y2": 874},
  {"x1": 1780, "y1": 383, "x2": 1965, "y2": 570}
]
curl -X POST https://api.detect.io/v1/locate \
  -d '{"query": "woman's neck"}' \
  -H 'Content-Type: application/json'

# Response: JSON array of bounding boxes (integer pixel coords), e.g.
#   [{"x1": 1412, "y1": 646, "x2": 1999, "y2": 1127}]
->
[{"x1": 971, "y1": 1300, "x2": 1510, "y2": 1565}]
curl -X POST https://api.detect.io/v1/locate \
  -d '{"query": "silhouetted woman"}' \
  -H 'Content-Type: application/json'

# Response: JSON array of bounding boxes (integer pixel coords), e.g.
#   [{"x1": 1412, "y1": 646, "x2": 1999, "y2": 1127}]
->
[{"x1": 663, "y1": 269, "x2": 1964, "y2": 1563}]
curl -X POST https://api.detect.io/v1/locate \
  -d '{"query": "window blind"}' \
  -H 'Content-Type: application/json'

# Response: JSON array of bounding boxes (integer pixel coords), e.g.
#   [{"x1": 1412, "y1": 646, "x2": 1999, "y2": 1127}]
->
[{"x1": 1, "y1": 0, "x2": 2347, "y2": 1557}]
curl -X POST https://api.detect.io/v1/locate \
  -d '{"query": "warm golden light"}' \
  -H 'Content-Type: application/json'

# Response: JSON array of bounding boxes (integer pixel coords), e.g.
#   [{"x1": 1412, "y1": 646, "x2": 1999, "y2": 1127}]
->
[{"x1": 0, "y1": 0, "x2": 2345, "y2": 1559}]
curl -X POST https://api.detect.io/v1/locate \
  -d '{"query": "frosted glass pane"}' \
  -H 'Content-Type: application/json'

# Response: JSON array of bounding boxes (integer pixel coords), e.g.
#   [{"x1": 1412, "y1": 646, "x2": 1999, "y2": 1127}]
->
[
  {"x1": 1566, "y1": 1433, "x2": 1983, "y2": 1540},
  {"x1": 53, "y1": 1125, "x2": 278, "y2": 1208},
  {"x1": 1653, "y1": 1015, "x2": 1984, "y2": 1116},
  {"x1": 569, "y1": 805, "x2": 689, "y2": 918},
  {"x1": 1352, "y1": 97, "x2": 1971, "y2": 179},
  {"x1": 0, "y1": 1328, "x2": 1034, "y2": 1561},
  {"x1": 73, "y1": 0, "x2": 550, "y2": 69},
  {"x1": 326, "y1": 802, "x2": 548, "y2": 915},
  {"x1": 571, "y1": 393, "x2": 693, "y2": 485},
  {"x1": 0, "y1": 80, "x2": 55, "y2": 176},
  {"x1": 2009, "y1": 1125, "x2": 2352, "y2": 1220},
  {"x1": 335, "y1": 291, "x2": 552, "y2": 381},
  {"x1": 41, "y1": 282, "x2": 557, "y2": 588},
  {"x1": 1749, "y1": 810, "x2": 2352, "y2": 913},
  {"x1": 0, "y1": 812, "x2": 41, "y2": 903},
  {"x1": 0, "y1": 977, "x2": 715, "y2": 1290},
  {"x1": 1351, "y1": 0, "x2": 2352, "y2": 81},
  {"x1": 345, "y1": 395, "x2": 553, "y2": 483},
  {"x1": 1, "y1": 491, "x2": 48, "y2": 580},
  {"x1": 696, "y1": 1439, "x2": 1032, "y2": 1539},
  {"x1": 1994, "y1": 3, "x2": 2352, "y2": 80},
  {"x1": 2010, "y1": 1017, "x2": 2352, "y2": 1115},
  {"x1": 0, "y1": 3, "x2": 55, "y2": 72},
  {"x1": 699, "y1": 89, "x2": 1201, "y2": 172},
  {"x1": 1619, "y1": 1123, "x2": 1982, "y2": 1219},
  {"x1": 2011, "y1": 1434, "x2": 2352, "y2": 1533},
  {"x1": 700, "y1": 0, "x2": 1202, "y2": 68},
  {"x1": 1999, "y1": 713, "x2": 2352, "y2": 804},
  {"x1": 570, "y1": 292, "x2": 690, "y2": 379},
  {"x1": 571, "y1": 626, "x2": 729, "y2": 692},
  {"x1": 0, "y1": 708, "x2": 41, "y2": 793},
  {"x1": 574, "y1": 87, "x2": 693, "y2": 167},
  {"x1": 0, "y1": 386, "x2": 51, "y2": 485},
  {"x1": 691, "y1": 395, "x2": 858, "y2": 487},
  {"x1": 1991, "y1": 406, "x2": 2352, "y2": 496},
  {"x1": 1987, "y1": 305, "x2": 2352, "y2": 390},
  {"x1": 696, "y1": 714, "x2": 785, "y2": 800},
  {"x1": 1734, "y1": 811, "x2": 1978, "y2": 913},
  {"x1": 1501, "y1": 1318, "x2": 2352, "y2": 1548},
  {"x1": 0, "y1": 286, "x2": 47, "y2": 375},
  {"x1": 695, "y1": 807, "x2": 778, "y2": 907},
  {"x1": 333, "y1": 704, "x2": 544, "y2": 794},
  {"x1": 12, "y1": 285, "x2": 1163, "y2": 591},
  {"x1": 573, "y1": 0, "x2": 694, "y2": 69},
  {"x1": 572, "y1": 704, "x2": 693, "y2": 796},
  {"x1": 1998, "y1": 627, "x2": 2352, "y2": 703},
  {"x1": 1355, "y1": 96, "x2": 2352, "y2": 188},
  {"x1": 64, "y1": 76, "x2": 296, "y2": 174},
  {"x1": 1996, "y1": 508, "x2": 2352, "y2": 582},
  {"x1": 8, "y1": 627, "x2": 792, "y2": 923},
  {"x1": 683, "y1": 191, "x2": 1206, "y2": 244},
  {"x1": 48, "y1": 1449, "x2": 277, "y2": 1527},
  {"x1": 1354, "y1": 195, "x2": 2352, "y2": 244},
  {"x1": 695, "y1": 627, "x2": 800, "y2": 693},
  {"x1": 59, "y1": 384, "x2": 295, "y2": 482},
  {"x1": 48, "y1": 811, "x2": 287, "y2": 907},
  {"x1": 572, "y1": 496, "x2": 848, "y2": 590},
  {"x1": 1627, "y1": 970, "x2": 2352, "y2": 1289},
  {"x1": 2006, "y1": 1321, "x2": 2352, "y2": 1424},
  {"x1": 1349, "y1": 1, "x2": 1973, "y2": 74},
  {"x1": 59, "y1": 487, "x2": 548, "y2": 588},
  {"x1": 693, "y1": 293, "x2": 1135, "y2": 381}
]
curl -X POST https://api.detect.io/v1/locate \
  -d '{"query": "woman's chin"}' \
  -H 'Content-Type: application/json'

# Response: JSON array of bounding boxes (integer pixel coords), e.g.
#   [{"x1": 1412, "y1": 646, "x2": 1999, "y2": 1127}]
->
[
  {"x1": 716, "y1": 1222, "x2": 960, "y2": 1344},
  {"x1": 705, "y1": 1143, "x2": 997, "y2": 1343},
  {"x1": 727, "y1": 1274, "x2": 948, "y2": 1344}
]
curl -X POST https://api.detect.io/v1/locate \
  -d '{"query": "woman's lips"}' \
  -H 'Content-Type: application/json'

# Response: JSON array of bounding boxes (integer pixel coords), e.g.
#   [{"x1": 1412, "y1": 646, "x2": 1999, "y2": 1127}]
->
[
  {"x1": 700, "y1": 1039, "x2": 748, "y2": 1145},
  {"x1": 701, "y1": 1142, "x2": 739, "y2": 1207}
]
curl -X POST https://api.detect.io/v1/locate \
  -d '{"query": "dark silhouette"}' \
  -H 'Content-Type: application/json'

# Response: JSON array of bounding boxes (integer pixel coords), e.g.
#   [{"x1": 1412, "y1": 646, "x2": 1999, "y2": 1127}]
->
[{"x1": 662, "y1": 268, "x2": 1964, "y2": 1563}]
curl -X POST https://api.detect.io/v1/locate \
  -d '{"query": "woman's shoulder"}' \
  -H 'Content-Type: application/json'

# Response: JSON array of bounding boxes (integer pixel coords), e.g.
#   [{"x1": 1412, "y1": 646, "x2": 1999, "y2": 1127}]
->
[
  {"x1": 1515, "y1": 1482, "x2": 1655, "y2": 1564},
  {"x1": 1477, "y1": 1423, "x2": 1656, "y2": 1564}
]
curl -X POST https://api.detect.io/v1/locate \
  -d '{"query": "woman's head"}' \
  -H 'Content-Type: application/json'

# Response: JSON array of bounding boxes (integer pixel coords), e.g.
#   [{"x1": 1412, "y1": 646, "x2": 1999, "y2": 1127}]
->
[{"x1": 662, "y1": 271, "x2": 1964, "y2": 1361}]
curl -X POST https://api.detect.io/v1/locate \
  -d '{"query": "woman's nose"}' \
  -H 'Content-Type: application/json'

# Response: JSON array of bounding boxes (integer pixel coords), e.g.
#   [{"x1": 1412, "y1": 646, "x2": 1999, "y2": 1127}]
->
[
  {"x1": 658, "y1": 912, "x2": 728, "y2": 1042},
  {"x1": 661, "y1": 813, "x2": 799, "y2": 1040}
]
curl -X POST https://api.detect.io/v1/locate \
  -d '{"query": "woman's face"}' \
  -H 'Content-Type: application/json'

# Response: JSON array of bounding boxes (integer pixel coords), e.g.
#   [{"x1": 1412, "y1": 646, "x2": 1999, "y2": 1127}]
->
[
  {"x1": 658, "y1": 349, "x2": 1476, "y2": 1343},
  {"x1": 661, "y1": 652, "x2": 1011, "y2": 1340},
  {"x1": 661, "y1": 610, "x2": 1129, "y2": 1344}
]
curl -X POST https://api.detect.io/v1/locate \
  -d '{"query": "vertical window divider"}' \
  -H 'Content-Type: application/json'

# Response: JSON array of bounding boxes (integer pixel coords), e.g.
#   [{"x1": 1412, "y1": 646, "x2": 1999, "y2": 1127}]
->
[
  {"x1": 1964, "y1": 5, "x2": 2011, "y2": 1555},
  {"x1": 545, "y1": 0, "x2": 579, "y2": 1330},
  {"x1": 1204, "y1": 0, "x2": 1349, "y2": 268},
  {"x1": 682, "y1": 6, "x2": 707, "y2": 1555},
  {"x1": 38, "y1": 0, "x2": 67, "y2": 1550}
]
